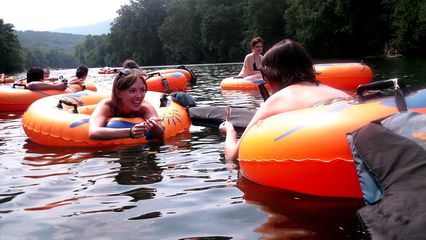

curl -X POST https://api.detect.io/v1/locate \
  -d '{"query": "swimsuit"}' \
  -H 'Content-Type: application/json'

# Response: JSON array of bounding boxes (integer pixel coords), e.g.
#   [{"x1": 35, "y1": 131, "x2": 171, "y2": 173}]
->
[{"x1": 252, "y1": 55, "x2": 260, "y2": 71}]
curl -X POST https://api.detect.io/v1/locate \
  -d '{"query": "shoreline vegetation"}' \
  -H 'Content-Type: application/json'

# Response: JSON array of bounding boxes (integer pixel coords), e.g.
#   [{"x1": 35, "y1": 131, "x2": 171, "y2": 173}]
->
[{"x1": 1, "y1": 0, "x2": 425, "y2": 74}]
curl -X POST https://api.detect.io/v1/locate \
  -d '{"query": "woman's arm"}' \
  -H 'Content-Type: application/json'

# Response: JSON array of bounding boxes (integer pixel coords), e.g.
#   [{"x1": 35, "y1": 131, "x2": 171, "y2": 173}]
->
[
  {"x1": 219, "y1": 121, "x2": 239, "y2": 159},
  {"x1": 68, "y1": 77, "x2": 85, "y2": 85},
  {"x1": 237, "y1": 54, "x2": 254, "y2": 77},
  {"x1": 219, "y1": 93, "x2": 289, "y2": 160},
  {"x1": 27, "y1": 81, "x2": 67, "y2": 90},
  {"x1": 88, "y1": 100, "x2": 131, "y2": 140}
]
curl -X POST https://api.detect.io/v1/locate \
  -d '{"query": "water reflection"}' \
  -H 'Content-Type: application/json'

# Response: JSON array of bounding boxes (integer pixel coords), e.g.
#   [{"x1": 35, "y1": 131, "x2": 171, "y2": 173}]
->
[
  {"x1": 237, "y1": 173, "x2": 366, "y2": 239},
  {"x1": 365, "y1": 57, "x2": 426, "y2": 90},
  {"x1": 1, "y1": 60, "x2": 425, "y2": 239},
  {"x1": 113, "y1": 144, "x2": 164, "y2": 186}
]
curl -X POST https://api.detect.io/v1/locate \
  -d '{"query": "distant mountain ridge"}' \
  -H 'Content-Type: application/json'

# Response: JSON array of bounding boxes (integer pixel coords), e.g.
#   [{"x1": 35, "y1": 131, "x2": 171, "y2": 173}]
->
[
  {"x1": 53, "y1": 20, "x2": 112, "y2": 35},
  {"x1": 15, "y1": 30, "x2": 86, "y2": 53}
]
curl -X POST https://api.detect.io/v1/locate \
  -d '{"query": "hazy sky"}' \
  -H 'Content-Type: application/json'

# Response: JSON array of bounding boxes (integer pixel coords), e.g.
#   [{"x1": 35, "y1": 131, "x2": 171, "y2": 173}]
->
[{"x1": 1, "y1": 0, "x2": 131, "y2": 31}]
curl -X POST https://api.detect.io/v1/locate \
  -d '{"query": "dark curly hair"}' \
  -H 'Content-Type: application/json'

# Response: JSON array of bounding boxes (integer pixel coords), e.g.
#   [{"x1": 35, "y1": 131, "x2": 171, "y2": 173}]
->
[
  {"x1": 261, "y1": 39, "x2": 318, "y2": 89},
  {"x1": 26, "y1": 67, "x2": 44, "y2": 83},
  {"x1": 76, "y1": 65, "x2": 89, "y2": 79}
]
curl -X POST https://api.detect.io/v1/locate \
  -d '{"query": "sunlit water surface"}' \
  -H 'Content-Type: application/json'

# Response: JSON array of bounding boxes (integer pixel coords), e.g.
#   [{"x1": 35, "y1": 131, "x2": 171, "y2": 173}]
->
[{"x1": 1, "y1": 58, "x2": 425, "y2": 239}]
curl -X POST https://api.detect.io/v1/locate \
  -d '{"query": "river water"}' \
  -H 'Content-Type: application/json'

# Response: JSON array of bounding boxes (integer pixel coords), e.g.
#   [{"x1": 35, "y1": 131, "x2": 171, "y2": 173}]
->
[{"x1": 1, "y1": 57, "x2": 425, "y2": 239}]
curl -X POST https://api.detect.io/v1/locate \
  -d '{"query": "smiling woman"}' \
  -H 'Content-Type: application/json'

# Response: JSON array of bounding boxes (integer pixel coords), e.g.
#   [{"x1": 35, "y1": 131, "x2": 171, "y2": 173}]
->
[
  {"x1": 88, "y1": 68, "x2": 165, "y2": 141},
  {"x1": 0, "y1": 0, "x2": 130, "y2": 31}
]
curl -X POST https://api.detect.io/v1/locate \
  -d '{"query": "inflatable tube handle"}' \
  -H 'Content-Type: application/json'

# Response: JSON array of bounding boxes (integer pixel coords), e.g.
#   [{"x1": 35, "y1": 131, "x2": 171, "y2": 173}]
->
[
  {"x1": 57, "y1": 99, "x2": 79, "y2": 113},
  {"x1": 12, "y1": 83, "x2": 27, "y2": 89},
  {"x1": 147, "y1": 72, "x2": 161, "y2": 78},
  {"x1": 177, "y1": 65, "x2": 197, "y2": 84},
  {"x1": 160, "y1": 94, "x2": 169, "y2": 107},
  {"x1": 161, "y1": 76, "x2": 170, "y2": 93},
  {"x1": 356, "y1": 78, "x2": 408, "y2": 112},
  {"x1": 356, "y1": 78, "x2": 405, "y2": 98},
  {"x1": 258, "y1": 83, "x2": 270, "y2": 101}
]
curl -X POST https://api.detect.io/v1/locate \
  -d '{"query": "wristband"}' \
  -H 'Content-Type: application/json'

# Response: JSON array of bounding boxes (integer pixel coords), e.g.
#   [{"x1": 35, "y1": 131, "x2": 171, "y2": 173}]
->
[{"x1": 129, "y1": 126, "x2": 136, "y2": 139}]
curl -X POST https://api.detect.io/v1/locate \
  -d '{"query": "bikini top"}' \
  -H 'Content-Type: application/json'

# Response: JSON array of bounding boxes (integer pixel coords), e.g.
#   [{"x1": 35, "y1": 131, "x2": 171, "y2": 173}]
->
[{"x1": 252, "y1": 55, "x2": 260, "y2": 71}]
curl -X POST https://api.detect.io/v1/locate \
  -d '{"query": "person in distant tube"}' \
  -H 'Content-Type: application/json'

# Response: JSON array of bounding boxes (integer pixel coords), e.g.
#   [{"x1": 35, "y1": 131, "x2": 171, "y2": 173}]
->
[
  {"x1": 123, "y1": 59, "x2": 148, "y2": 78},
  {"x1": 237, "y1": 36, "x2": 264, "y2": 79},
  {"x1": 43, "y1": 68, "x2": 58, "y2": 81},
  {"x1": 68, "y1": 65, "x2": 89, "y2": 85},
  {"x1": 220, "y1": 39, "x2": 351, "y2": 160},
  {"x1": 26, "y1": 67, "x2": 67, "y2": 91}
]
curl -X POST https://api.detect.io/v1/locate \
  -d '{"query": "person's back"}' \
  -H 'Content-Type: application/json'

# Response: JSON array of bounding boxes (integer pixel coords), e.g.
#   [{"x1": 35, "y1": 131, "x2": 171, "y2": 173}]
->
[
  {"x1": 68, "y1": 65, "x2": 89, "y2": 85},
  {"x1": 26, "y1": 67, "x2": 67, "y2": 91},
  {"x1": 263, "y1": 82, "x2": 350, "y2": 117}
]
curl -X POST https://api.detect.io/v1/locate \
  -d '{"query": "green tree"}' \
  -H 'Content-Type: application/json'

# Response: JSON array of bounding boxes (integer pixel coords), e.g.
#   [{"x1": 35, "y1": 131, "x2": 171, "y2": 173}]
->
[
  {"x1": 107, "y1": 0, "x2": 168, "y2": 66},
  {"x1": 383, "y1": 0, "x2": 426, "y2": 56},
  {"x1": 0, "y1": 19, "x2": 24, "y2": 73},
  {"x1": 284, "y1": 0, "x2": 389, "y2": 58},
  {"x1": 284, "y1": 0, "x2": 351, "y2": 57},
  {"x1": 45, "y1": 48, "x2": 77, "y2": 68},
  {"x1": 24, "y1": 47, "x2": 48, "y2": 68},
  {"x1": 159, "y1": 0, "x2": 203, "y2": 64},
  {"x1": 75, "y1": 35, "x2": 108, "y2": 67},
  {"x1": 200, "y1": 3, "x2": 245, "y2": 62},
  {"x1": 242, "y1": 0, "x2": 287, "y2": 49}
]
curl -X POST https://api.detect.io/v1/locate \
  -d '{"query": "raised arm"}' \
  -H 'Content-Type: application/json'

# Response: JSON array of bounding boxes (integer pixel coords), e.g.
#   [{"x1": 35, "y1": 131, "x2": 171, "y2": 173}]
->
[{"x1": 219, "y1": 93, "x2": 291, "y2": 160}]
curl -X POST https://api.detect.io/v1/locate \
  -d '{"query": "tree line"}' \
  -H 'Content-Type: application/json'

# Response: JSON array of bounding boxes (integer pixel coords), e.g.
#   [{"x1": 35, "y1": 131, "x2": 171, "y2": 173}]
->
[
  {"x1": 1, "y1": 0, "x2": 425, "y2": 73},
  {"x1": 76, "y1": 0, "x2": 426, "y2": 67}
]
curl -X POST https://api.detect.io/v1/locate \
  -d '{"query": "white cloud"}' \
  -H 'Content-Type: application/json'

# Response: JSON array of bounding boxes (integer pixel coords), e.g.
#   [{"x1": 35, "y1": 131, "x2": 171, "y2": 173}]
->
[{"x1": 0, "y1": 0, "x2": 130, "y2": 31}]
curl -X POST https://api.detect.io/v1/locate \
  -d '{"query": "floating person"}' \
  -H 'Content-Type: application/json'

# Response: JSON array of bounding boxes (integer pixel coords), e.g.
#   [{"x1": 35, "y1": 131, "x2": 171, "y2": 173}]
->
[
  {"x1": 219, "y1": 39, "x2": 351, "y2": 160},
  {"x1": 237, "y1": 36, "x2": 265, "y2": 80}
]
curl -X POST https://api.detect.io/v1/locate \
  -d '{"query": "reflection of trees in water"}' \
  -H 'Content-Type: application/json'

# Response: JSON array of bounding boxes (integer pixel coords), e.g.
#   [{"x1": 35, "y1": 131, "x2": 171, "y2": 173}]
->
[
  {"x1": 113, "y1": 134, "x2": 195, "y2": 202},
  {"x1": 0, "y1": 112, "x2": 22, "y2": 120},
  {"x1": 112, "y1": 143, "x2": 164, "y2": 186},
  {"x1": 237, "y1": 173, "x2": 367, "y2": 240},
  {"x1": 22, "y1": 140, "x2": 96, "y2": 166}
]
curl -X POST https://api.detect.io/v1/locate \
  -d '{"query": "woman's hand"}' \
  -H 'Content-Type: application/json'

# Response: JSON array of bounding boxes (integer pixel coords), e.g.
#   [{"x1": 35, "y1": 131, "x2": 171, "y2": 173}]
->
[
  {"x1": 219, "y1": 121, "x2": 235, "y2": 136},
  {"x1": 145, "y1": 117, "x2": 164, "y2": 140},
  {"x1": 145, "y1": 117, "x2": 162, "y2": 129},
  {"x1": 130, "y1": 117, "x2": 163, "y2": 139},
  {"x1": 130, "y1": 122, "x2": 149, "y2": 138},
  {"x1": 219, "y1": 121, "x2": 239, "y2": 160}
]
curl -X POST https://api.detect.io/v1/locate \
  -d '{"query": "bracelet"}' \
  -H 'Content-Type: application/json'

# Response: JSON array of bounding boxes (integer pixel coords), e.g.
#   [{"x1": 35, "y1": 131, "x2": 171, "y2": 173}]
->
[{"x1": 129, "y1": 126, "x2": 136, "y2": 139}]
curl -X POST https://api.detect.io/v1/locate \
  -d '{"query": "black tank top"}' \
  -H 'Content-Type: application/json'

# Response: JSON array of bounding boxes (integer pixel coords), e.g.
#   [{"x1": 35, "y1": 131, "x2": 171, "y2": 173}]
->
[{"x1": 252, "y1": 55, "x2": 259, "y2": 71}]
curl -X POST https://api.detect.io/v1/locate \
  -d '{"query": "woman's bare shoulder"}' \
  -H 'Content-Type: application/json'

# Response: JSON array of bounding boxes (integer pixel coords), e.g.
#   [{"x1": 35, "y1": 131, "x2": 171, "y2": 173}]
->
[
  {"x1": 244, "y1": 53, "x2": 253, "y2": 61},
  {"x1": 95, "y1": 99, "x2": 114, "y2": 113}
]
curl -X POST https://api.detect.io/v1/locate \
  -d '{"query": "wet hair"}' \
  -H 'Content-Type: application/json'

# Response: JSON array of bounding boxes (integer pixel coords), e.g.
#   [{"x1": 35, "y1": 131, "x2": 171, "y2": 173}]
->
[
  {"x1": 76, "y1": 65, "x2": 89, "y2": 79},
  {"x1": 123, "y1": 59, "x2": 140, "y2": 69},
  {"x1": 261, "y1": 39, "x2": 318, "y2": 88},
  {"x1": 250, "y1": 37, "x2": 264, "y2": 49},
  {"x1": 111, "y1": 69, "x2": 147, "y2": 108},
  {"x1": 27, "y1": 67, "x2": 44, "y2": 83}
]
